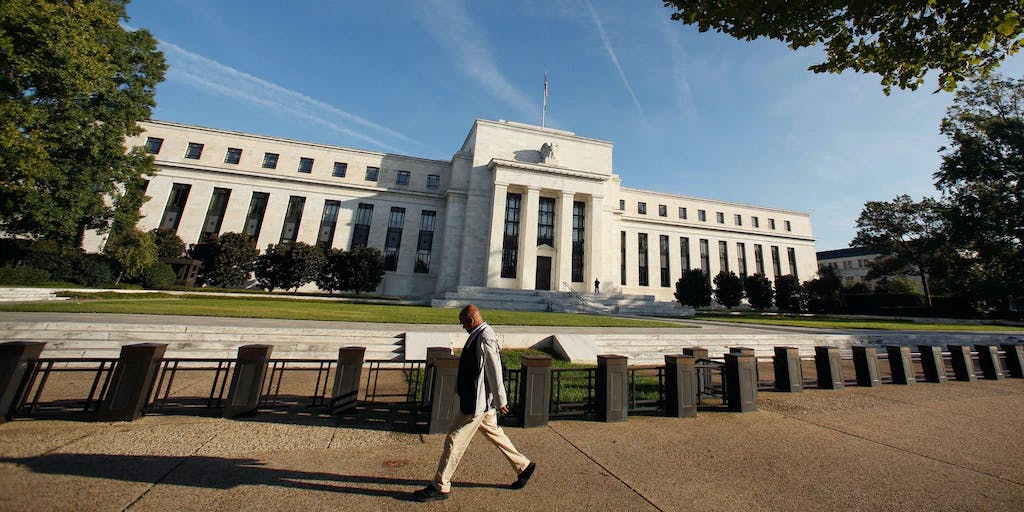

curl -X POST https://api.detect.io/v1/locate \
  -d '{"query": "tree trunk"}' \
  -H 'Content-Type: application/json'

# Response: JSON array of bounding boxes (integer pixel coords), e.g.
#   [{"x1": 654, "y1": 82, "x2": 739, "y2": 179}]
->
[{"x1": 919, "y1": 270, "x2": 933, "y2": 309}]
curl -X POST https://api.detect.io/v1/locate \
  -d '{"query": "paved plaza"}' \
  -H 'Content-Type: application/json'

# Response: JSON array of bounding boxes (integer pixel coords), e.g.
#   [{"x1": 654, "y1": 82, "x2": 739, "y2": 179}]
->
[{"x1": 2, "y1": 375, "x2": 1023, "y2": 511}]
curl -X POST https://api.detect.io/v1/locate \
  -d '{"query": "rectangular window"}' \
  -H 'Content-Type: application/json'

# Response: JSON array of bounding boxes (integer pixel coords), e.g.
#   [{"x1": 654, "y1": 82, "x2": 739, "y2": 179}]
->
[
  {"x1": 752, "y1": 216, "x2": 760, "y2": 228},
  {"x1": 427, "y1": 174, "x2": 440, "y2": 189},
  {"x1": 396, "y1": 170, "x2": 410, "y2": 186},
  {"x1": 659, "y1": 235, "x2": 671, "y2": 287},
  {"x1": 224, "y1": 148, "x2": 242, "y2": 164},
  {"x1": 332, "y1": 162, "x2": 348, "y2": 177},
  {"x1": 619, "y1": 199, "x2": 625, "y2": 211},
  {"x1": 279, "y1": 196, "x2": 306, "y2": 245},
  {"x1": 678, "y1": 207, "x2": 687, "y2": 220},
  {"x1": 262, "y1": 152, "x2": 279, "y2": 169},
  {"x1": 719, "y1": 241, "x2": 729, "y2": 274},
  {"x1": 658, "y1": 204, "x2": 667, "y2": 217},
  {"x1": 501, "y1": 193, "x2": 522, "y2": 278},
  {"x1": 754, "y1": 244, "x2": 765, "y2": 275},
  {"x1": 317, "y1": 200, "x2": 341, "y2": 248},
  {"x1": 716, "y1": 212, "x2": 725, "y2": 224},
  {"x1": 383, "y1": 207, "x2": 406, "y2": 271},
  {"x1": 771, "y1": 245, "x2": 782, "y2": 278},
  {"x1": 365, "y1": 166, "x2": 379, "y2": 181},
  {"x1": 699, "y1": 239, "x2": 710, "y2": 277},
  {"x1": 351, "y1": 203, "x2": 374, "y2": 249},
  {"x1": 145, "y1": 137, "x2": 163, "y2": 154},
  {"x1": 298, "y1": 157, "x2": 314, "y2": 173},
  {"x1": 620, "y1": 231, "x2": 627, "y2": 285},
  {"x1": 537, "y1": 197, "x2": 555, "y2": 246},
  {"x1": 572, "y1": 201, "x2": 586, "y2": 282},
  {"x1": 244, "y1": 192, "x2": 270, "y2": 240},
  {"x1": 415, "y1": 210, "x2": 436, "y2": 273},
  {"x1": 185, "y1": 142, "x2": 204, "y2": 160},
  {"x1": 698, "y1": 209, "x2": 707, "y2": 222},
  {"x1": 160, "y1": 183, "x2": 192, "y2": 232},
  {"x1": 638, "y1": 233, "x2": 649, "y2": 286},
  {"x1": 788, "y1": 247, "x2": 798, "y2": 278},
  {"x1": 638, "y1": 202, "x2": 647, "y2": 215},
  {"x1": 680, "y1": 237, "x2": 690, "y2": 271},
  {"x1": 737, "y1": 242, "x2": 748, "y2": 279},
  {"x1": 734, "y1": 214, "x2": 742, "y2": 226},
  {"x1": 769, "y1": 218, "x2": 776, "y2": 230},
  {"x1": 200, "y1": 187, "x2": 231, "y2": 240},
  {"x1": 784, "y1": 220, "x2": 792, "y2": 232}
]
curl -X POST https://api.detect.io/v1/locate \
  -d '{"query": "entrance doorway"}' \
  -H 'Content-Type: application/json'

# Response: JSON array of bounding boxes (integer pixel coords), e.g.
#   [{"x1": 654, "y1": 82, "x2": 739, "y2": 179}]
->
[{"x1": 535, "y1": 256, "x2": 552, "y2": 290}]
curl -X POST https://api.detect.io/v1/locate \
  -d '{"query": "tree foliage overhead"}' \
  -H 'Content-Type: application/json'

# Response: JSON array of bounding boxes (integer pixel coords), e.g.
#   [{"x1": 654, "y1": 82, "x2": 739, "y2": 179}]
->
[
  {"x1": 0, "y1": 0, "x2": 166, "y2": 247},
  {"x1": 661, "y1": 1, "x2": 1023, "y2": 93}
]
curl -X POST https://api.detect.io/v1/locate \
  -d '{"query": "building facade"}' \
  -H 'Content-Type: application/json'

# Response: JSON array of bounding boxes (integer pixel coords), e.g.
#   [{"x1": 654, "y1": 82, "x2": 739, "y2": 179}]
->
[{"x1": 90, "y1": 119, "x2": 818, "y2": 300}]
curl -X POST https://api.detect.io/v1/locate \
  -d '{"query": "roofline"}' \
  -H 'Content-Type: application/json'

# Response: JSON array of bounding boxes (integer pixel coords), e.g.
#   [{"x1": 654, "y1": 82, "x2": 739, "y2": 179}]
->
[{"x1": 619, "y1": 186, "x2": 811, "y2": 217}]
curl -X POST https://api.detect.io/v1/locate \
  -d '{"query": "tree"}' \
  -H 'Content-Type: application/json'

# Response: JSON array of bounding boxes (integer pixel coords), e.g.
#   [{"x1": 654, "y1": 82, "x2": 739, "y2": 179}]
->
[
  {"x1": 851, "y1": 195, "x2": 947, "y2": 308},
  {"x1": 317, "y1": 248, "x2": 352, "y2": 294},
  {"x1": 661, "y1": 2, "x2": 1023, "y2": 93},
  {"x1": 803, "y1": 266, "x2": 843, "y2": 313},
  {"x1": 253, "y1": 245, "x2": 288, "y2": 293},
  {"x1": 674, "y1": 269, "x2": 712, "y2": 308},
  {"x1": 935, "y1": 74, "x2": 1024, "y2": 313},
  {"x1": 774, "y1": 275, "x2": 806, "y2": 313},
  {"x1": 253, "y1": 243, "x2": 326, "y2": 292},
  {"x1": 102, "y1": 226, "x2": 156, "y2": 285},
  {"x1": 150, "y1": 228, "x2": 186, "y2": 259},
  {"x1": 346, "y1": 246, "x2": 385, "y2": 295},
  {"x1": 190, "y1": 232, "x2": 258, "y2": 287},
  {"x1": 712, "y1": 271, "x2": 743, "y2": 309},
  {"x1": 743, "y1": 273, "x2": 774, "y2": 311},
  {"x1": 1, "y1": 0, "x2": 167, "y2": 248}
]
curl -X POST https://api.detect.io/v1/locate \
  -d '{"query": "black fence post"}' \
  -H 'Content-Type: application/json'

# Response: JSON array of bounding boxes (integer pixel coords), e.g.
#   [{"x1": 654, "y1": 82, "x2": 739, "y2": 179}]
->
[
  {"x1": 0, "y1": 341, "x2": 46, "y2": 423},
  {"x1": 330, "y1": 346, "x2": 365, "y2": 414},
  {"x1": 1002, "y1": 344, "x2": 1024, "y2": 378},
  {"x1": 852, "y1": 346, "x2": 881, "y2": 387},
  {"x1": 918, "y1": 345, "x2": 947, "y2": 383},
  {"x1": 814, "y1": 346, "x2": 844, "y2": 390},
  {"x1": 421, "y1": 346, "x2": 452, "y2": 409},
  {"x1": 948, "y1": 345, "x2": 976, "y2": 382},
  {"x1": 725, "y1": 353, "x2": 757, "y2": 412},
  {"x1": 223, "y1": 344, "x2": 273, "y2": 418},
  {"x1": 597, "y1": 355, "x2": 628, "y2": 422},
  {"x1": 519, "y1": 356, "x2": 552, "y2": 428},
  {"x1": 976, "y1": 345, "x2": 1005, "y2": 380},
  {"x1": 887, "y1": 345, "x2": 915, "y2": 385},
  {"x1": 773, "y1": 346, "x2": 803, "y2": 393},
  {"x1": 665, "y1": 355, "x2": 698, "y2": 418},
  {"x1": 427, "y1": 355, "x2": 461, "y2": 434},
  {"x1": 98, "y1": 343, "x2": 168, "y2": 422}
]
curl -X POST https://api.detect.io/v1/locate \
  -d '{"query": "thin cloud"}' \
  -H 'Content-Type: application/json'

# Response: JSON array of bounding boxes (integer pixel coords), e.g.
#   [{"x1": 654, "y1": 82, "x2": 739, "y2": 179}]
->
[
  {"x1": 158, "y1": 40, "x2": 423, "y2": 153},
  {"x1": 417, "y1": 0, "x2": 539, "y2": 121},
  {"x1": 659, "y1": 20, "x2": 697, "y2": 124},
  {"x1": 583, "y1": 0, "x2": 644, "y2": 117}
]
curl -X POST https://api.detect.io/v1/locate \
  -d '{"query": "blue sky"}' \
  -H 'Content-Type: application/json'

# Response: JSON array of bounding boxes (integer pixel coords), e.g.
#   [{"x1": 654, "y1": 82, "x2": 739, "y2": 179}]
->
[{"x1": 126, "y1": 0, "x2": 1024, "y2": 252}]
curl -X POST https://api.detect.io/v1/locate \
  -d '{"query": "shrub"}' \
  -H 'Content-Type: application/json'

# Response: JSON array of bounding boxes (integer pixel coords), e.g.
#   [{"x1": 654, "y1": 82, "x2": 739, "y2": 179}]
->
[
  {"x1": 712, "y1": 271, "x2": 743, "y2": 309},
  {"x1": 191, "y1": 232, "x2": 258, "y2": 287},
  {"x1": 774, "y1": 275, "x2": 806, "y2": 313},
  {"x1": 743, "y1": 273, "x2": 774, "y2": 310},
  {"x1": 317, "y1": 248, "x2": 351, "y2": 294},
  {"x1": 150, "y1": 228, "x2": 186, "y2": 259},
  {"x1": 254, "y1": 242, "x2": 326, "y2": 292},
  {"x1": 674, "y1": 269, "x2": 712, "y2": 308},
  {"x1": 0, "y1": 265, "x2": 51, "y2": 285},
  {"x1": 138, "y1": 261, "x2": 177, "y2": 289},
  {"x1": 103, "y1": 227, "x2": 158, "y2": 284},
  {"x1": 344, "y1": 245, "x2": 384, "y2": 294}
]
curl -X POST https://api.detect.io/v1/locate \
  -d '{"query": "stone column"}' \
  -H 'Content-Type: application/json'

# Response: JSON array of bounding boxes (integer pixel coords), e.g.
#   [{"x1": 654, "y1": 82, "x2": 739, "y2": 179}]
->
[
  {"x1": 518, "y1": 186, "x2": 540, "y2": 290},
  {"x1": 554, "y1": 190, "x2": 574, "y2": 290},
  {"x1": 485, "y1": 183, "x2": 508, "y2": 287},
  {"x1": 436, "y1": 191, "x2": 467, "y2": 293},
  {"x1": 584, "y1": 195, "x2": 604, "y2": 289}
]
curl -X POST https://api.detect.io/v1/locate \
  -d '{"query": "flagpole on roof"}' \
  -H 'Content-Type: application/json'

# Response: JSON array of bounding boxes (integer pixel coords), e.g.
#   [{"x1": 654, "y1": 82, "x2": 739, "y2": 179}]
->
[{"x1": 542, "y1": 73, "x2": 548, "y2": 129}]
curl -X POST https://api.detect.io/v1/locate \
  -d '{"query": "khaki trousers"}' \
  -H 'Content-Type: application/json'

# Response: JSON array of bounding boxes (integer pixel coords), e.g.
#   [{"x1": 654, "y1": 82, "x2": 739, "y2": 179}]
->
[{"x1": 432, "y1": 409, "x2": 531, "y2": 492}]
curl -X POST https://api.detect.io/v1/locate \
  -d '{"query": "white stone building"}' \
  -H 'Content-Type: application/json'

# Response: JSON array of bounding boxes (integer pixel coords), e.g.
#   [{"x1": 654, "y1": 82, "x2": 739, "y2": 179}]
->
[{"x1": 89, "y1": 118, "x2": 818, "y2": 302}]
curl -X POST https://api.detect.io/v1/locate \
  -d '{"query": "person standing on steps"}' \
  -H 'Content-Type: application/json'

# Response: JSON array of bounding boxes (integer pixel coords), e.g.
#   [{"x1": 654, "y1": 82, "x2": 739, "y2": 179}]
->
[
  {"x1": 413, "y1": 304, "x2": 536, "y2": 502},
  {"x1": 594, "y1": 278, "x2": 600, "y2": 294}
]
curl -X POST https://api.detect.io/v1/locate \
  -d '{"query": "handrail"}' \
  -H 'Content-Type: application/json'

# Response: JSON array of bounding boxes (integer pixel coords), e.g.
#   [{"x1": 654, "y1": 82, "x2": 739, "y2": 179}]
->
[{"x1": 561, "y1": 281, "x2": 590, "y2": 310}]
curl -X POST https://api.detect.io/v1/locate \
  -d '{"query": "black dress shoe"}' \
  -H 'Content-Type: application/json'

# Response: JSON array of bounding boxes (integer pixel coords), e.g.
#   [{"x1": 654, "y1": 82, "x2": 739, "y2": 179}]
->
[
  {"x1": 413, "y1": 485, "x2": 450, "y2": 502},
  {"x1": 511, "y1": 462, "x2": 536, "y2": 489}
]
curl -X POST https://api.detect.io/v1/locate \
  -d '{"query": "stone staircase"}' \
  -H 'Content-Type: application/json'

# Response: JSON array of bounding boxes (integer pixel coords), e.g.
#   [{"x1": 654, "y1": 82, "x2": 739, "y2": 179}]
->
[
  {"x1": 0, "y1": 319, "x2": 405, "y2": 361},
  {"x1": 430, "y1": 286, "x2": 693, "y2": 316},
  {"x1": 0, "y1": 288, "x2": 66, "y2": 302}
]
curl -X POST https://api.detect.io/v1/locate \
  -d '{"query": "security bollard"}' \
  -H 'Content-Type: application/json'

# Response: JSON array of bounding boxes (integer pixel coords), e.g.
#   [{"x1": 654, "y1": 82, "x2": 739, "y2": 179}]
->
[
  {"x1": 814, "y1": 346, "x2": 844, "y2": 390},
  {"x1": 224, "y1": 344, "x2": 272, "y2": 418},
  {"x1": 887, "y1": 345, "x2": 915, "y2": 385},
  {"x1": 421, "y1": 346, "x2": 453, "y2": 409},
  {"x1": 1002, "y1": 344, "x2": 1024, "y2": 378},
  {"x1": 665, "y1": 355, "x2": 698, "y2": 418},
  {"x1": 597, "y1": 355, "x2": 628, "y2": 422},
  {"x1": 918, "y1": 345, "x2": 947, "y2": 383},
  {"x1": 725, "y1": 353, "x2": 757, "y2": 412},
  {"x1": 330, "y1": 346, "x2": 365, "y2": 414},
  {"x1": 0, "y1": 341, "x2": 46, "y2": 423},
  {"x1": 427, "y1": 355, "x2": 462, "y2": 434},
  {"x1": 682, "y1": 347, "x2": 710, "y2": 397},
  {"x1": 852, "y1": 346, "x2": 881, "y2": 387},
  {"x1": 948, "y1": 345, "x2": 976, "y2": 382},
  {"x1": 519, "y1": 356, "x2": 552, "y2": 428},
  {"x1": 976, "y1": 345, "x2": 1004, "y2": 380},
  {"x1": 98, "y1": 343, "x2": 168, "y2": 422},
  {"x1": 773, "y1": 347, "x2": 803, "y2": 393}
]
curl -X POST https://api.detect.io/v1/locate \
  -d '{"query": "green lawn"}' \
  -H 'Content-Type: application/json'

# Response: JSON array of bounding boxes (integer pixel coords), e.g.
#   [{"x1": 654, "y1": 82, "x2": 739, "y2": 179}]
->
[
  {"x1": 0, "y1": 292, "x2": 685, "y2": 328},
  {"x1": 695, "y1": 313, "x2": 1022, "y2": 331}
]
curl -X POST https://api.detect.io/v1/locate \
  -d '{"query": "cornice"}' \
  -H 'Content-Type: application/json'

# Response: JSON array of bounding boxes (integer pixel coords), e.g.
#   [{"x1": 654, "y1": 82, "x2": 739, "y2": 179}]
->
[{"x1": 488, "y1": 158, "x2": 609, "y2": 183}]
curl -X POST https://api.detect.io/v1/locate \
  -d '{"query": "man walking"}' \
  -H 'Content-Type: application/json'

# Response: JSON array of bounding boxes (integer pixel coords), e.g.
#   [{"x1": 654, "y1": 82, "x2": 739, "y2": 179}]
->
[{"x1": 413, "y1": 305, "x2": 536, "y2": 502}]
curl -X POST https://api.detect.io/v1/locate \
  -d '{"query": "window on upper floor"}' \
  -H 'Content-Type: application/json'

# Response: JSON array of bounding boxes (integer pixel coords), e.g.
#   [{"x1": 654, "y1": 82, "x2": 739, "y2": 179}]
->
[
  {"x1": 752, "y1": 216, "x2": 760, "y2": 228},
  {"x1": 365, "y1": 166, "x2": 379, "y2": 182},
  {"x1": 638, "y1": 202, "x2": 647, "y2": 215},
  {"x1": 658, "y1": 204, "x2": 667, "y2": 217},
  {"x1": 332, "y1": 162, "x2": 348, "y2": 177},
  {"x1": 698, "y1": 209, "x2": 706, "y2": 222},
  {"x1": 716, "y1": 212, "x2": 725, "y2": 224},
  {"x1": 184, "y1": 142, "x2": 204, "y2": 160},
  {"x1": 734, "y1": 214, "x2": 742, "y2": 226},
  {"x1": 427, "y1": 174, "x2": 440, "y2": 189},
  {"x1": 262, "y1": 152, "x2": 279, "y2": 169},
  {"x1": 769, "y1": 218, "x2": 776, "y2": 230},
  {"x1": 298, "y1": 157, "x2": 314, "y2": 173},
  {"x1": 678, "y1": 207, "x2": 687, "y2": 220},
  {"x1": 145, "y1": 137, "x2": 163, "y2": 155},
  {"x1": 224, "y1": 148, "x2": 242, "y2": 164},
  {"x1": 396, "y1": 170, "x2": 410, "y2": 186},
  {"x1": 619, "y1": 199, "x2": 625, "y2": 211},
  {"x1": 784, "y1": 220, "x2": 792, "y2": 232}
]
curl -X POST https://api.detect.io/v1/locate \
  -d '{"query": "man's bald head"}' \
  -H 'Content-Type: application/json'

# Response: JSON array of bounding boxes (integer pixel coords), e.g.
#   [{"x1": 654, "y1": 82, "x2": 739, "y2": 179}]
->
[{"x1": 459, "y1": 304, "x2": 483, "y2": 332}]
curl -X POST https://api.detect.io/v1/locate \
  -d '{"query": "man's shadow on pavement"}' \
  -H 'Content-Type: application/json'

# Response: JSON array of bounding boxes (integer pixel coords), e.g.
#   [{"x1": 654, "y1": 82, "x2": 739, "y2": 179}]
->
[{"x1": 1, "y1": 453, "x2": 508, "y2": 502}]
